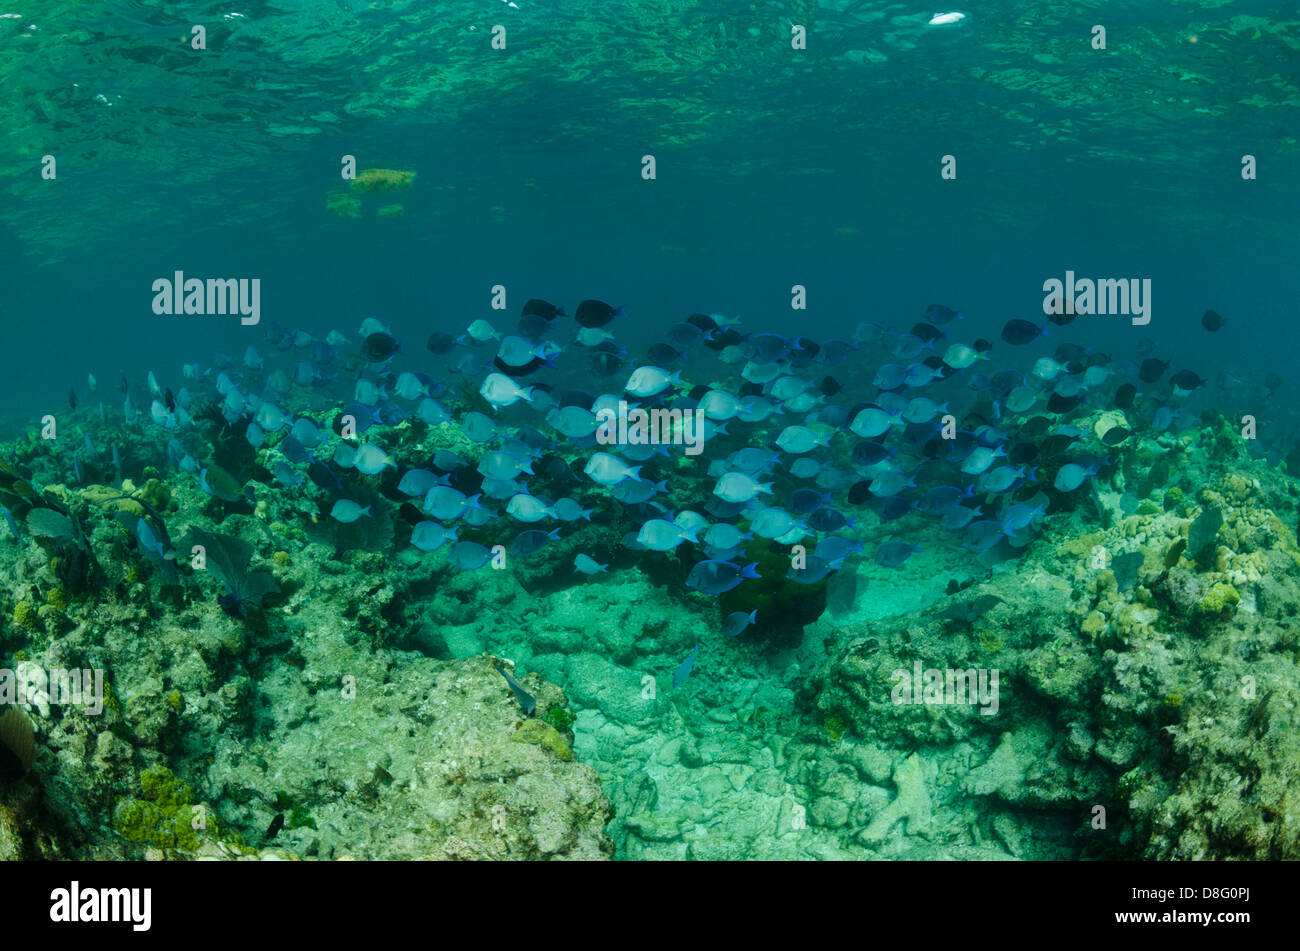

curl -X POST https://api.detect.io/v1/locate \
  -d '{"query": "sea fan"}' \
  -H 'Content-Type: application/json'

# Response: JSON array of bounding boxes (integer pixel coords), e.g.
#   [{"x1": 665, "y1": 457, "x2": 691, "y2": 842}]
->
[
  {"x1": 26, "y1": 504, "x2": 100, "y2": 591},
  {"x1": 181, "y1": 527, "x2": 279, "y2": 618},
  {"x1": 0, "y1": 706, "x2": 36, "y2": 776},
  {"x1": 25, "y1": 508, "x2": 76, "y2": 543}
]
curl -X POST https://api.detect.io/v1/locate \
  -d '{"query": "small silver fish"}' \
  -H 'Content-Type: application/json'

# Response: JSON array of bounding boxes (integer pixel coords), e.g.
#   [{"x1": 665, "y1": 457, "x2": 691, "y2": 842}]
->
[{"x1": 497, "y1": 666, "x2": 536, "y2": 716}]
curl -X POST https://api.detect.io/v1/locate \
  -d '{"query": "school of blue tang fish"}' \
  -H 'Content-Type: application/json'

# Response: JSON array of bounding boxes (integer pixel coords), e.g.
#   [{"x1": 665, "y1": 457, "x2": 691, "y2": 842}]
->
[{"x1": 39, "y1": 295, "x2": 1235, "y2": 676}]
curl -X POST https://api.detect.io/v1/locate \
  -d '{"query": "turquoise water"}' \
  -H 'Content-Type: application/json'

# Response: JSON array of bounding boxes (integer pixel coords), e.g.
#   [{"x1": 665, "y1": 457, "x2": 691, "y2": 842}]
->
[{"x1": 1, "y1": 1, "x2": 1298, "y2": 860}]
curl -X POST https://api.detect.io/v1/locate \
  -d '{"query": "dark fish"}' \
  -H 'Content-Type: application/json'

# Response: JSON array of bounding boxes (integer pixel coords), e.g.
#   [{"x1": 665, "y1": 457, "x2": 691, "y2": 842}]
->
[
  {"x1": 537, "y1": 456, "x2": 577, "y2": 481},
  {"x1": 339, "y1": 402, "x2": 382, "y2": 433},
  {"x1": 940, "y1": 594, "x2": 1004, "y2": 623},
  {"x1": 575, "y1": 299, "x2": 622, "y2": 328},
  {"x1": 164, "y1": 388, "x2": 176, "y2": 413},
  {"x1": 1053, "y1": 344, "x2": 1089, "y2": 364},
  {"x1": 706, "y1": 328, "x2": 744, "y2": 351},
  {"x1": 666, "y1": 323, "x2": 705, "y2": 348},
  {"x1": 789, "y1": 488, "x2": 829, "y2": 516},
  {"x1": 1038, "y1": 433, "x2": 1080, "y2": 456},
  {"x1": 1170, "y1": 370, "x2": 1206, "y2": 392},
  {"x1": 521, "y1": 298, "x2": 565, "y2": 321},
  {"x1": 910, "y1": 322, "x2": 944, "y2": 343},
  {"x1": 874, "y1": 496, "x2": 912, "y2": 522},
  {"x1": 819, "y1": 376, "x2": 841, "y2": 396},
  {"x1": 1001, "y1": 319, "x2": 1048, "y2": 345},
  {"x1": 67, "y1": 386, "x2": 77, "y2": 411},
  {"x1": 1044, "y1": 295, "x2": 1080, "y2": 325},
  {"x1": 200, "y1": 464, "x2": 247, "y2": 503},
  {"x1": 852, "y1": 441, "x2": 890, "y2": 466},
  {"x1": 793, "y1": 336, "x2": 820, "y2": 359},
  {"x1": 266, "y1": 813, "x2": 284, "y2": 839},
  {"x1": 513, "y1": 426, "x2": 552, "y2": 451},
  {"x1": 1101, "y1": 426, "x2": 1130, "y2": 447},
  {"x1": 988, "y1": 370, "x2": 1022, "y2": 396},
  {"x1": 1139, "y1": 358, "x2": 1169, "y2": 383},
  {"x1": 497, "y1": 666, "x2": 537, "y2": 716},
  {"x1": 923, "y1": 304, "x2": 961, "y2": 325},
  {"x1": 821, "y1": 339, "x2": 857, "y2": 365},
  {"x1": 1007, "y1": 441, "x2": 1038, "y2": 464},
  {"x1": 493, "y1": 355, "x2": 544, "y2": 378},
  {"x1": 510, "y1": 528, "x2": 560, "y2": 558},
  {"x1": 847, "y1": 481, "x2": 873, "y2": 505},
  {"x1": 647, "y1": 343, "x2": 682, "y2": 366},
  {"x1": 263, "y1": 322, "x2": 291, "y2": 347},
  {"x1": 377, "y1": 399, "x2": 409, "y2": 425},
  {"x1": 307, "y1": 461, "x2": 344, "y2": 496},
  {"x1": 1046, "y1": 392, "x2": 1082, "y2": 414},
  {"x1": 281, "y1": 435, "x2": 312, "y2": 465},
  {"x1": 808, "y1": 507, "x2": 853, "y2": 532},
  {"x1": 748, "y1": 334, "x2": 789, "y2": 362},
  {"x1": 686, "y1": 313, "x2": 719, "y2": 333},
  {"x1": 922, "y1": 355, "x2": 954, "y2": 381},
  {"x1": 426, "y1": 332, "x2": 458, "y2": 355},
  {"x1": 119, "y1": 372, "x2": 129, "y2": 395},
  {"x1": 875, "y1": 540, "x2": 919, "y2": 568},
  {"x1": 973, "y1": 338, "x2": 993, "y2": 353},
  {"x1": 361, "y1": 332, "x2": 403, "y2": 362},
  {"x1": 672, "y1": 644, "x2": 700, "y2": 689},
  {"x1": 1113, "y1": 383, "x2": 1137, "y2": 409},
  {"x1": 1201, "y1": 309, "x2": 1225, "y2": 332},
  {"x1": 516, "y1": 313, "x2": 551, "y2": 342},
  {"x1": 941, "y1": 430, "x2": 980, "y2": 459},
  {"x1": 558, "y1": 389, "x2": 596, "y2": 408},
  {"x1": 591, "y1": 352, "x2": 624, "y2": 376}
]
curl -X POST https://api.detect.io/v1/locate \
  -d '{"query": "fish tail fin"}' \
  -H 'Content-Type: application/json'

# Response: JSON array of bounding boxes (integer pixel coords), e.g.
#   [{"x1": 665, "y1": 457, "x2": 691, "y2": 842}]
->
[{"x1": 742, "y1": 562, "x2": 761, "y2": 579}]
